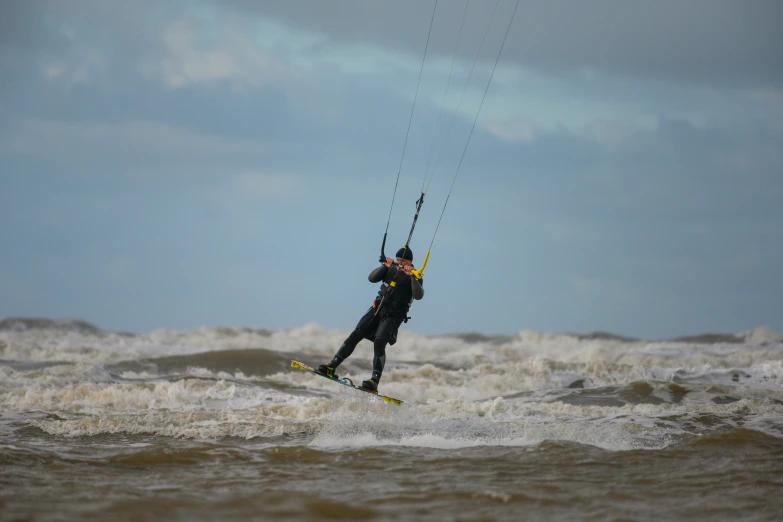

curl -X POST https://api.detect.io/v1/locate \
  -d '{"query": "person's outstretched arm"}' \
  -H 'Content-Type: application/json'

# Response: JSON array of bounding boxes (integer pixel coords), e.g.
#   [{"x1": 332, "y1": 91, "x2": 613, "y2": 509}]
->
[{"x1": 411, "y1": 276, "x2": 424, "y2": 300}]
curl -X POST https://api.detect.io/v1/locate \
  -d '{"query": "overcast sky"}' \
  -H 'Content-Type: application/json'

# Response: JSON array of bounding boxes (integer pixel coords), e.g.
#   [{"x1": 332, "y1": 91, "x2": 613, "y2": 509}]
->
[{"x1": 1, "y1": 0, "x2": 781, "y2": 339}]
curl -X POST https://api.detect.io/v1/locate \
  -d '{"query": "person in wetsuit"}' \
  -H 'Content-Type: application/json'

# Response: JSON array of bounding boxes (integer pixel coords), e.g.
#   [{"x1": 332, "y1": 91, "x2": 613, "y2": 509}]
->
[{"x1": 316, "y1": 247, "x2": 424, "y2": 392}]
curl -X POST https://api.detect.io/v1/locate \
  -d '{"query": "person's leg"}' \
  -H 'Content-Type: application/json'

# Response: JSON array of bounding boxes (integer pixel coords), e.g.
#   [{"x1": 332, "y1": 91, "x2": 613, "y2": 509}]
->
[
  {"x1": 317, "y1": 309, "x2": 376, "y2": 377},
  {"x1": 328, "y1": 328, "x2": 364, "y2": 369},
  {"x1": 361, "y1": 315, "x2": 403, "y2": 390},
  {"x1": 370, "y1": 337, "x2": 387, "y2": 383}
]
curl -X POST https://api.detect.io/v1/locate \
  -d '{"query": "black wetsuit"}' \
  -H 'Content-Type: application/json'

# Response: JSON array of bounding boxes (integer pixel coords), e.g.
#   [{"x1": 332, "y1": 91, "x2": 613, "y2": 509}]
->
[{"x1": 329, "y1": 264, "x2": 424, "y2": 382}]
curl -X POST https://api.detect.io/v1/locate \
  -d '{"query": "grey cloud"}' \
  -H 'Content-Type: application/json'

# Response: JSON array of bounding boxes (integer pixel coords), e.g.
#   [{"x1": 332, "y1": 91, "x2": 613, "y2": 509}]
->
[
  {"x1": 5, "y1": 0, "x2": 780, "y2": 92},
  {"x1": 0, "y1": 0, "x2": 159, "y2": 52},
  {"x1": 0, "y1": 1, "x2": 66, "y2": 52},
  {"x1": 447, "y1": 115, "x2": 783, "y2": 232},
  {"x1": 0, "y1": 119, "x2": 278, "y2": 173},
  {"x1": 0, "y1": 0, "x2": 172, "y2": 85},
  {"x1": 227, "y1": 0, "x2": 783, "y2": 87}
]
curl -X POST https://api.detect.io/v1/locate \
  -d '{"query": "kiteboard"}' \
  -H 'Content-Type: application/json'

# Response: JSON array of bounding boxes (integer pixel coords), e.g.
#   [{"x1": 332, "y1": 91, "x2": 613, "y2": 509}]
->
[{"x1": 290, "y1": 360, "x2": 402, "y2": 406}]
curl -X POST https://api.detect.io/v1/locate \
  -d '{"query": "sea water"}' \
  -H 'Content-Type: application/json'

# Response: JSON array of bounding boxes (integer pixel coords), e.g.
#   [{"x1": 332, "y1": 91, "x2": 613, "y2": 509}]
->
[{"x1": 2, "y1": 319, "x2": 782, "y2": 521}]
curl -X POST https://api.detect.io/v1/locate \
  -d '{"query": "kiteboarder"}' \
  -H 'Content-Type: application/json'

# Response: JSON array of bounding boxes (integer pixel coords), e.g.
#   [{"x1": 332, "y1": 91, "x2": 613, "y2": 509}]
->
[{"x1": 317, "y1": 247, "x2": 424, "y2": 392}]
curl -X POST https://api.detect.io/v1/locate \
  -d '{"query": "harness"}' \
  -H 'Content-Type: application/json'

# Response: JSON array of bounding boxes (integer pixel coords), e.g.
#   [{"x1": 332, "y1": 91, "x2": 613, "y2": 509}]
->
[{"x1": 371, "y1": 266, "x2": 414, "y2": 323}]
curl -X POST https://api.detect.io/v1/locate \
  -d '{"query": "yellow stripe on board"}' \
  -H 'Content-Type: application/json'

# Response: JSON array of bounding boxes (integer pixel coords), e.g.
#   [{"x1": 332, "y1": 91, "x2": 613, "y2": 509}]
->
[{"x1": 290, "y1": 360, "x2": 314, "y2": 371}]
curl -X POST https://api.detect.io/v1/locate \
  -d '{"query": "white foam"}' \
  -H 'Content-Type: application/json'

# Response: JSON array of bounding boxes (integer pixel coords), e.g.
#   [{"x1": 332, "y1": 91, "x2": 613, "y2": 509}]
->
[
  {"x1": 745, "y1": 326, "x2": 783, "y2": 343},
  {"x1": 4, "y1": 322, "x2": 783, "y2": 449},
  {"x1": 12, "y1": 367, "x2": 783, "y2": 448},
  {"x1": 2, "y1": 376, "x2": 293, "y2": 413},
  {"x1": 308, "y1": 400, "x2": 675, "y2": 452},
  {"x1": 29, "y1": 407, "x2": 312, "y2": 439},
  {"x1": 4, "y1": 323, "x2": 782, "y2": 373}
]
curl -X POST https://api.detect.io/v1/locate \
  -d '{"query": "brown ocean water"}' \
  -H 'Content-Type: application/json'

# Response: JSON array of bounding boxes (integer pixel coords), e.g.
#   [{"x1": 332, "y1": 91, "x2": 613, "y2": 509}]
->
[{"x1": 2, "y1": 320, "x2": 783, "y2": 521}]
